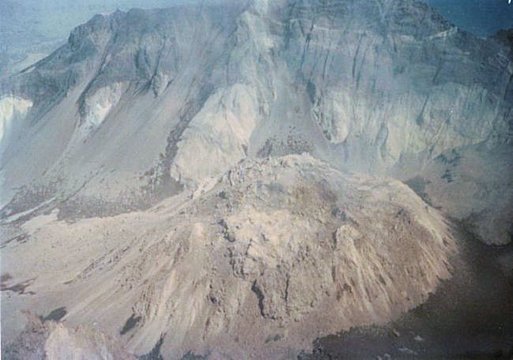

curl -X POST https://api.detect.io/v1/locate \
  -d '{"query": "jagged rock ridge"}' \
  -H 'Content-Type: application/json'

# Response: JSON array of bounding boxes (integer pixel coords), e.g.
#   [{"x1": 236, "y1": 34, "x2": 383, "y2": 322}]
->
[{"x1": 1, "y1": 0, "x2": 511, "y2": 243}]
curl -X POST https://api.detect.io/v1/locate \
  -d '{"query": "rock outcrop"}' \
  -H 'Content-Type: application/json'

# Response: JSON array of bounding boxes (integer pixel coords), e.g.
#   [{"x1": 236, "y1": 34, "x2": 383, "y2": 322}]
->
[
  {"x1": 0, "y1": 0, "x2": 511, "y2": 243},
  {"x1": 2, "y1": 155, "x2": 456, "y2": 358}
]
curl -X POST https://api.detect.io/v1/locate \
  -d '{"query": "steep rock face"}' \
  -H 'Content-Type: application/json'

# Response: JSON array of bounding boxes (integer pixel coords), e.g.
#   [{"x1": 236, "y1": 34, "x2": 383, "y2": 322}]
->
[
  {"x1": 273, "y1": 1, "x2": 513, "y2": 240},
  {"x1": 0, "y1": 0, "x2": 511, "y2": 244},
  {"x1": 1, "y1": 155, "x2": 456, "y2": 358},
  {"x1": 0, "y1": 0, "x2": 511, "y2": 243},
  {"x1": 0, "y1": 3, "x2": 245, "y2": 215}
]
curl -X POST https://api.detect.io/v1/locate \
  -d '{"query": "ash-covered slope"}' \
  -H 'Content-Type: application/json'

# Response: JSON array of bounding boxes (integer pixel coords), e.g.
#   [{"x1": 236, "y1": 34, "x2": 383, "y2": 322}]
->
[
  {"x1": 0, "y1": 3, "x2": 247, "y2": 215},
  {"x1": 2, "y1": 155, "x2": 456, "y2": 358},
  {"x1": 1, "y1": 0, "x2": 512, "y2": 243},
  {"x1": 0, "y1": 0, "x2": 512, "y2": 358}
]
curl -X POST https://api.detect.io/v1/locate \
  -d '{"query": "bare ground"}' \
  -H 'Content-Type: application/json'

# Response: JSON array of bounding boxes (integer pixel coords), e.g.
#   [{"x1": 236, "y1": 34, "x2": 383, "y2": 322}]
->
[{"x1": 300, "y1": 222, "x2": 513, "y2": 359}]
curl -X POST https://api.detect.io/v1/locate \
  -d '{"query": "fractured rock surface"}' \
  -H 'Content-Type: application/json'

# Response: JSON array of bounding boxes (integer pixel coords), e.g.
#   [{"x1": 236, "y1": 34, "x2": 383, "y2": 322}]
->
[
  {"x1": 0, "y1": 0, "x2": 511, "y2": 243},
  {"x1": 1, "y1": 155, "x2": 456, "y2": 358}
]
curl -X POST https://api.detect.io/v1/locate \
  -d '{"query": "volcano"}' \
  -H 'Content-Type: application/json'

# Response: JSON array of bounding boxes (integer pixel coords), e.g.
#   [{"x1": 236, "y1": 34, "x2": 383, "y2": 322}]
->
[{"x1": 1, "y1": 0, "x2": 512, "y2": 358}]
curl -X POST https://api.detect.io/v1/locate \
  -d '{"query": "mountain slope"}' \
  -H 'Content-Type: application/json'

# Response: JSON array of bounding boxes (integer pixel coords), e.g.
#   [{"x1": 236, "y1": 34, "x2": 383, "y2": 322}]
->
[
  {"x1": 0, "y1": 0, "x2": 512, "y2": 358},
  {"x1": 1, "y1": 0, "x2": 511, "y2": 243},
  {"x1": 2, "y1": 155, "x2": 456, "y2": 358}
]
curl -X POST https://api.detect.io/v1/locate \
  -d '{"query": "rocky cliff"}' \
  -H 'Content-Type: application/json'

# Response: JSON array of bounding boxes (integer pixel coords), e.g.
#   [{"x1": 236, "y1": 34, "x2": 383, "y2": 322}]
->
[
  {"x1": 1, "y1": 0, "x2": 511, "y2": 244},
  {"x1": 1, "y1": 0, "x2": 512, "y2": 242}
]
